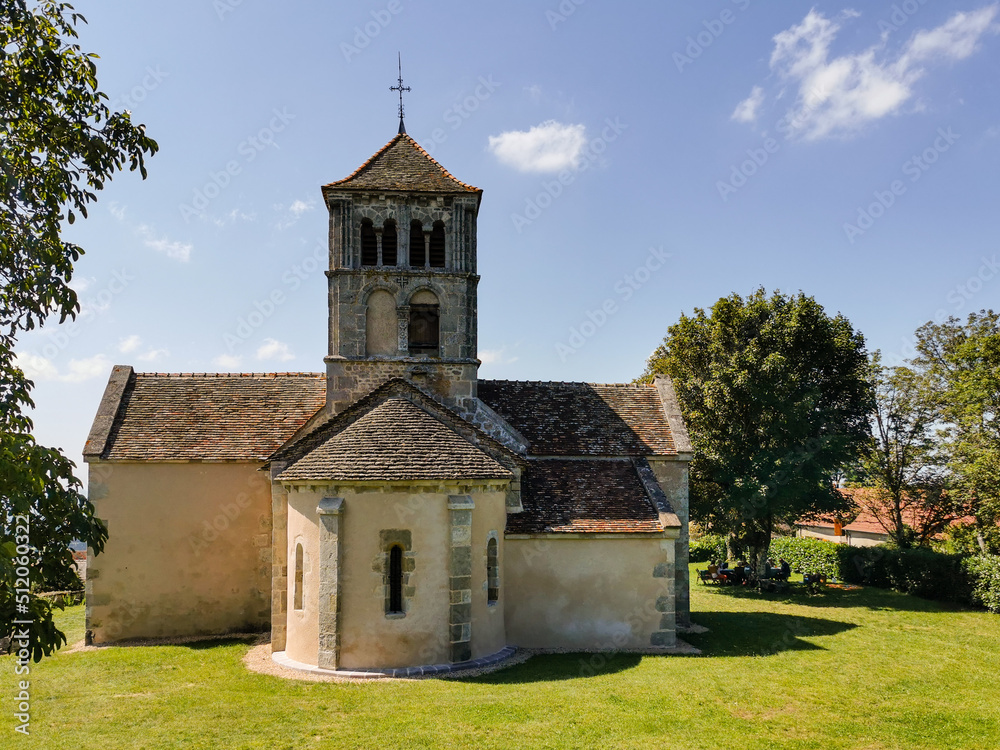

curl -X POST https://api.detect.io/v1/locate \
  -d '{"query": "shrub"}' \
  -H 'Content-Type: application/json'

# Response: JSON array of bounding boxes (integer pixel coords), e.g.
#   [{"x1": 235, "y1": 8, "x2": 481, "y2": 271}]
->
[
  {"x1": 965, "y1": 555, "x2": 1000, "y2": 613},
  {"x1": 768, "y1": 537, "x2": 842, "y2": 578},
  {"x1": 690, "y1": 534, "x2": 727, "y2": 564}
]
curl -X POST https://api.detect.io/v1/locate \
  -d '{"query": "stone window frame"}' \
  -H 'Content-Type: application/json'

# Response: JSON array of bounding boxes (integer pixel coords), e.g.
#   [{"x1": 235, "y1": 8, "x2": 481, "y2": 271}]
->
[
  {"x1": 378, "y1": 529, "x2": 414, "y2": 619},
  {"x1": 486, "y1": 532, "x2": 499, "y2": 606},
  {"x1": 357, "y1": 208, "x2": 401, "y2": 269},
  {"x1": 406, "y1": 287, "x2": 441, "y2": 358}
]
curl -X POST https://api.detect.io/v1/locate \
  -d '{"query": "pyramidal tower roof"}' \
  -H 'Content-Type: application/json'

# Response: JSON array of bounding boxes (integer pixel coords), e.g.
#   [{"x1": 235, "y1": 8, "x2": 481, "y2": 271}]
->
[{"x1": 322, "y1": 133, "x2": 482, "y2": 196}]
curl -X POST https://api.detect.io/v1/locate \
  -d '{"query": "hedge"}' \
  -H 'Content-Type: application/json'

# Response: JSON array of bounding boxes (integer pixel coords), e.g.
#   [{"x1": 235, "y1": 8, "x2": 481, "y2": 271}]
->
[
  {"x1": 757, "y1": 536, "x2": 999, "y2": 612},
  {"x1": 965, "y1": 554, "x2": 1000, "y2": 613},
  {"x1": 769, "y1": 537, "x2": 842, "y2": 579},
  {"x1": 689, "y1": 534, "x2": 727, "y2": 563}
]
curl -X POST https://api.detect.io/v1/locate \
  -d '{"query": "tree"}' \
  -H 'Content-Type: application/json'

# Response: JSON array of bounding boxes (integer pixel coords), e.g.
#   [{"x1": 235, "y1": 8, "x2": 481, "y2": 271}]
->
[
  {"x1": 857, "y1": 356, "x2": 967, "y2": 548},
  {"x1": 1, "y1": 1, "x2": 157, "y2": 660},
  {"x1": 912, "y1": 311, "x2": 1000, "y2": 553},
  {"x1": 643, "y1": 289, "x2": 874, "y2": 577}
]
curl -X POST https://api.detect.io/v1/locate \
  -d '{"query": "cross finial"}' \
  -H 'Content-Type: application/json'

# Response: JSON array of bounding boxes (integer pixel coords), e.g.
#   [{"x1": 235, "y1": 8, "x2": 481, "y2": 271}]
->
[{"x1": 390, "y1": 53, "x2": 411, "y2": 135}]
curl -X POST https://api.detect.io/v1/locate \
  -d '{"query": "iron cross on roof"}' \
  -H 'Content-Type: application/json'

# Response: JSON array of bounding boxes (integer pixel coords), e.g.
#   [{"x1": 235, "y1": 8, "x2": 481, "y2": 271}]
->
[{"x1": 390, "y1": 53, "x2": 411, "y2": 135}]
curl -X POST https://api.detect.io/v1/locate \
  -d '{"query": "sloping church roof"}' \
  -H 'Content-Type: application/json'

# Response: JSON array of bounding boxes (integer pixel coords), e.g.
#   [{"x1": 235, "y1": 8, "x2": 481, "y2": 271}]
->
[
  {"x1": 477, "y1": 381, "x2": 678, "y2": 456},
  {"x1": 83, "y1": 366, "x2": 325, "y2": 461},
  {"x1": 510, "y1": 459, "x2": 667, "y2": 534},
  {"x1": 276, "y1": 396, "x2": 511, "y2": 483},
  {"x1": 321, "y1": 133, "x2": 482, "y2": 195}
]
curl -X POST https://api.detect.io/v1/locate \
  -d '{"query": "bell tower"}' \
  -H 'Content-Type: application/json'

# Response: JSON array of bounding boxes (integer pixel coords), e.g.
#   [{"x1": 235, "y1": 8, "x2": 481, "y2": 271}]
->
[{"x1": 320, "y1": 133, "x2": 483, "y2": 415}]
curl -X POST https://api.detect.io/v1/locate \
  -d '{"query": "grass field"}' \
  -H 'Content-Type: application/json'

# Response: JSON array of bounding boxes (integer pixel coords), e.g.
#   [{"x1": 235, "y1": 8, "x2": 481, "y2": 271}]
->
[{"x1": 3, "y1": 566, "x2": 999, "y2": 749}]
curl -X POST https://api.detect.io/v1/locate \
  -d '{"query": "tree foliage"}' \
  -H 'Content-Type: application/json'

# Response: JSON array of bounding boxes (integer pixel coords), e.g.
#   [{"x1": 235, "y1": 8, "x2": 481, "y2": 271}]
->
[
  {"x1": 911, "y1": 311, "x2": 1000, "y2": 552},
  {"x1": 643, "y1": 289, "x2": 874, "y2": 575},
  {"x1": 857, "y1": 357, "x2": 969, "y2": 548},
  {"x1": 1, "y1": 0, "x2": 157, "y2": 659}
]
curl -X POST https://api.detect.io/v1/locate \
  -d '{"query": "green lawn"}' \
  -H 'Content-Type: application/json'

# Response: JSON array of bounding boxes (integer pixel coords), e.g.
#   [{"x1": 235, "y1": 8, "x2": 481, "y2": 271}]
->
[{"x1": 4, "y1": 566, "x2": 999, "y2": 749}]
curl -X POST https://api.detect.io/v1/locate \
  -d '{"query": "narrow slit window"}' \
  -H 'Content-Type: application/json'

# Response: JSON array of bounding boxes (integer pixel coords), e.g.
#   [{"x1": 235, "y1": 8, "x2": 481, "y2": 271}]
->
[
  {"x1": 429, "y1": 220, "x2": 446, "y2": 268},
  {"x1": 487, "y1": 537, "x2": 499, "y2": 605},
  {"x1": 388, "y1": 545, "x2": 403, "y2": 614},
  {"x1": 382, "y1": 220, "x2": 398, "y2": 266},
  {"x1": 409, "y1": 220, "x2": 426, "y2": 267},
  {"x1": 294, "y1": 543, "x2": 304, "y2": 611},
  {"x1": 360, "y1": 219, "x2": 378, "y2": 266}
]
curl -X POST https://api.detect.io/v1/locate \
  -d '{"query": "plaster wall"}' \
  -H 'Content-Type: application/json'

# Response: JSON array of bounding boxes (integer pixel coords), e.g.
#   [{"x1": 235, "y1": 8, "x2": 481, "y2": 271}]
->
[
  {"x1": 504, "y1": 536, "x2": 675, "y2": 650},
  {"x1": 284, "y1": 492, "x2": 321, "y2": 664},
  {"x1": 85, "y1": 461, "x2": 272, "y2": 644},
  {"x1": 338, "y1": 489, "x2": 451, "y2": 669},
  {"x1": 469, "y1": 490, "x2": 507, "y2": 660}
]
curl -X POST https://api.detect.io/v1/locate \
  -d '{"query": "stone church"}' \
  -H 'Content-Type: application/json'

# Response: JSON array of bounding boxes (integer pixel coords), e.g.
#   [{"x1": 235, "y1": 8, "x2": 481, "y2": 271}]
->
[{"x1": 83, "y1": 126, "x2": 692, "y2": 674}]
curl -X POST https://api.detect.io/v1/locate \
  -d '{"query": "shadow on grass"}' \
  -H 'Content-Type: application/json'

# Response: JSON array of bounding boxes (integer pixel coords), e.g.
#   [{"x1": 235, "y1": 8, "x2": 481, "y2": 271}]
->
[
  {"x1": 699, "y1": 580, "x2": 971, "y2": 614},
  {"x1": 684, "y1": 610, "x2": 857, "y2": 657},
  {"x1": 461, "y1": 652, "x2": 643, "y2": 684}
]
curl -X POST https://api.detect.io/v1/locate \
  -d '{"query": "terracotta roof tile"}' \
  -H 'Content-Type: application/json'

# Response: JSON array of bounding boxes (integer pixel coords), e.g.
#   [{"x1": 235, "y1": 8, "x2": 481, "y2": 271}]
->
[
  {"x1": 95, "y1": 372, "x2": 325, "y2": 461},
  {"x1": 277, "y1": 396, "x2": 511, "y2": 482},
  {"x1": 508, "y1": 459, "x2": 663, "y2": 534},
  {"x1": 323, "y1": 134, "x2": 481, "y2": 194},
  {"x1": 477, "y1": 381, "x2": 676, "y2": 457}
]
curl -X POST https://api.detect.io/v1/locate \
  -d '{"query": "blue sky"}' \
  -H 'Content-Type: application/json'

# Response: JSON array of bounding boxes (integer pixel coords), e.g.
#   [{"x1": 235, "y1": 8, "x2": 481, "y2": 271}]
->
[{"x1": 14, "y1": 0, "x2": 1000, "y2": 482}]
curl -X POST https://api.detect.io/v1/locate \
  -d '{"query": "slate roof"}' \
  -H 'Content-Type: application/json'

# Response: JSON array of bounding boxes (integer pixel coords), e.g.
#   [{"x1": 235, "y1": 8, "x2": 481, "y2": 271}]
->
[
  {"x1": 84, "y1": 367, "x2": 325, "y2": 461},
  {"x1": 277, "y1": 396, "x2": 512, "y2": 482},
  {"x1": 322, "y1": 134, "x2": 482, "y2": 195},
  {"x1": 477, "y1": 381, "x2": 676, "y2": 457},
  {"x1": 509, "y1": 459, "x2": 664, "y2": 534}
]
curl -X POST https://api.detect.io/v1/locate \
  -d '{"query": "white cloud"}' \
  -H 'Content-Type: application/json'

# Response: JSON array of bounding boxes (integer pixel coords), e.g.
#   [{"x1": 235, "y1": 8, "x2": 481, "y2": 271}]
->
[
  {"x1": 72, "y1": 276, "x2": 96, "y2": 294},
  {"x1": 488, "y1": 120, "x2": 587, "y2": 172},
  {"x1": 744, "y1": 6, "x2": 999, "y2": 140},
  {"x1": 137, "y1": 224, "x2": 193, "y2": 262},
  {"x1": 137, "y1": 348, "x2": 169, "y2": 363},
  {"x1": 212, "y1": 353, "x2": 244, "y2": 369},
  {"x1": 109, "y1": 202, "x2": 126, "y2": 221},
  {"x1": 256, "y1": 338, "x2": 294, "y2": 362},
  {"x1": 273, "y1": 199, "x2": 316, "y2": 230},
  {"x1": 212, "y1": 209, "x2": 257, "y2": 227},
  {"x1": 732, "y1": 86, "x2": 765, "y2": 123},
  {"x1": 524, "y1": 84, "x2": 543, "y2": 102},
  {"x1": 118, "y1": 335, "x2": 142, "y2": 353},
  {"x1": 479, "y1": 346, "x2": 520, "y2": 366},
  {"x1": 16, "y1": 352, "x2": 112, "y2": 382},
  {"x1": 63, "y1": 354, "x2": 114, "y2": 382},
  {"x1": 14, "y1": 352, "x2": 60, "y2": 381}
]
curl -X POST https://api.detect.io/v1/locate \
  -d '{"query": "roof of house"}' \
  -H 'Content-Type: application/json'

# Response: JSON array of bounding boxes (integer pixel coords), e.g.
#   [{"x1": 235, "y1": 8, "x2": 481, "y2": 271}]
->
[
  {"x1": 797, "y1": 487, "x2": 975, "y2": 537},
  {"x1": 84, "y1": 366, "x2": 325, "y2": 461},
  {"x1": 477, "y1": 380, "x2": 677, "y2": 457},
  {"x1": 322, "y1": 134, "x2": 482, "y2": 196},
  {"x1": 509, "y1": 459, "x2": 669, "y2": 534},
  {"x1": 277, "y1": 396, "x2": 512, "y2": 483}
]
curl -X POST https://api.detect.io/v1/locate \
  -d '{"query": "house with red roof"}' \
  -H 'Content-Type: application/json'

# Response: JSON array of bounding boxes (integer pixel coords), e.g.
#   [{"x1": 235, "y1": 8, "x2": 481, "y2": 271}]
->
[{"x1": 83, "y1": 126, "x2": 693, "y2": 675}]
